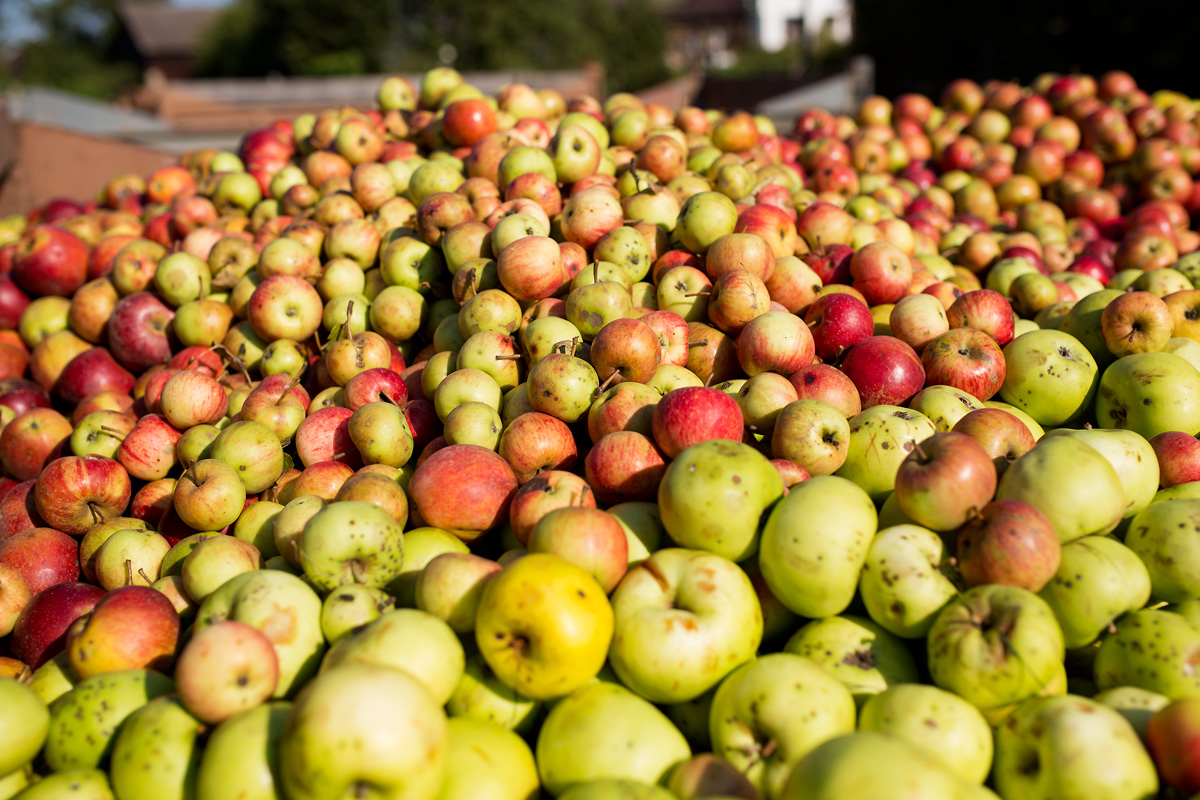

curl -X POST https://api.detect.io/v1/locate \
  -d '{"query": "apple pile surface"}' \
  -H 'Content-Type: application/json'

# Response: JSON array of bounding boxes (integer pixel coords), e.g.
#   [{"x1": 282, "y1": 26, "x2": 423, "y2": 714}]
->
[{"x1": 7, "y1": 66, "x2": 1200, "y2": 800}]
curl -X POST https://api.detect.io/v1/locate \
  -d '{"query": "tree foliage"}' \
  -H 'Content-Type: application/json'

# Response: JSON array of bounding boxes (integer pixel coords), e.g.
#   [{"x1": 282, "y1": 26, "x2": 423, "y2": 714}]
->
[
  {"x1": 5, "y1": 0, "x2": 139, "y2": 98},
  {"x1": 197, "y1": 0, "x2": 669, "y2": 93}
]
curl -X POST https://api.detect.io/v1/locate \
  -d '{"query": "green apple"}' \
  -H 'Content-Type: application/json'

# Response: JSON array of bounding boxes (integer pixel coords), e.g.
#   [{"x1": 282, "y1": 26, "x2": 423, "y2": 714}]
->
[
  {"x1": 0, "y1": 766, "x2": 31, "y2": 800},
  {"x1": 109, "y1": 696, "x2": 204, "y2": 800},
  {"x1": 1041, "y1": 428, "x2": 1158, "y2": 520},
  {"x1": 992, "y1": 695, "x2": 1158, "y2": 800},
  {"x1": 1059, "y1": 288, "x2": 1124, "y2": 370},
  {"x1": 387, "y1": 526, "x2": 469, "y2": 607},
  {"x1": 996, "y1": 436, "x2": 1125, "y2": 543},
  {"x1": 709, "y1": 653, "x2": 856, "y2": 800},
  {"x1": 927, "y1": 585, "x2": 1065, "y2": 711},
  {"x1": 272, "y1": 495, "x2": 326, "y2": 568},
  {"x1": 194, "y1": 570, "x2": 325, "y2": 698},
  {"x1": 475, "y1": 553, "x2": 613, "y2": 701},
  {"x1": 835, "y1": 406, "x2": 936, "y2": 503},
  {"x1": 782, "y1": 731, "x2": 1001, "y2": 800},
  {"x1": 298, "y1": 500, "x2": 405, "y2": 593},
  {"x1": 321, "y1": 608, "x2": 464, "y2": 705},
  {"x1": 196, "y1": 702, "x2": 291, "y2": 800},
  {"x1": 1094, "y1": 609, "x2": 1200, "y2": 699},
  {"x1": 908, "y1": 385, "x2": 984, "y2": 432},
  {"x1": 43, "y1": 669, "x2": 174, "y2": 771},
  {"x1": 280, "y1": 663, "x2": 447, "y2": 800},
  {"x1": 438, "y1": 717, "x2": 540, "y2": 800},
  {"x1": 233, "y1": 500, "x2": 283, "y2": 559},
  {"x1": 536, "y1": 682, "x2": 691, "y2": 796},
  {"x1": 11, "y1": 769, "x2": 113, "y2": 799},
  {"x1": 414, "y1": 552, "x2": 500, "y2": 634},
  {"x1": 859, "y1": 523, "x2": 959, "y2": 639},
  {"x1": 1097, "y1": 351, "x2": 1200, "y2": 438},
  {"x1": 319, "y1": 584, "x2": 393, "y2": 645},
  {"x1": 608, "y1": 548, "x2": 762, "y2": 704},
  {"x1": 657, "y1": 440, "x2": 783, "y2": 562},
  {"x1": 1125, "y1": 499, "x2": 1200, "y2": 603},
  {"x1": 0, "y1": 678, "x2": 49, "y2": 776},
  {"x1": 181, "y1": 534, "x2": 264, "y2": 604},
  {"x1": 607, "y1": 501, "x2": 665, "y2": 564},
  {"x1": 1038, "y1": 535, "x2": 1151, "y2": 649},
  {"x1": 858, "y1": 684, "x2": 994, "y2": 784},
  {"x1": 1093, "y1": 686, "x2": 1170, "y2": 740},
  {"x1": 445, "y1": 653, "x2": 541, "y2": 736},
  {"x1": 26, "y1": 652, "x2": 77, "y2": 706},
  {"x1": 759, "y1": 476, "x2": 877, "y2": 618},
  {"x1": 783, "y1": 615, "x2": 919, "y2": 707},
  {"x1": 1165, "y1": 336, "x2": 1200, "y2": 372},
  {"x1": 998, "y1": 329, "x2": 1099, "y2": 427}
]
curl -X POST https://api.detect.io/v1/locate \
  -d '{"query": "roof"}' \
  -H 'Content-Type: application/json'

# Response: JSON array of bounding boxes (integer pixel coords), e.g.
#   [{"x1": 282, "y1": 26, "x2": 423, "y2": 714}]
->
[{"x1": 117, "y1": 2, "x2": 222, "y2": 58}]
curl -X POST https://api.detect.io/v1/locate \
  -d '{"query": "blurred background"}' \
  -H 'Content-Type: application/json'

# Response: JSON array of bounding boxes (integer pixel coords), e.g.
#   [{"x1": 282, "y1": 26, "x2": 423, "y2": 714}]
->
[{"x1": 1, "y1": 0, "x2": 1199, "y2": 211}]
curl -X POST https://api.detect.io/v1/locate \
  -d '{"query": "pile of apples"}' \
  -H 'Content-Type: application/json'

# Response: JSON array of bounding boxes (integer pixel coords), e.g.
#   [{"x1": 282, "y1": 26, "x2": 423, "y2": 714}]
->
[{"x1": 7, "y1": 65, "x2": 1200, "y2": 800}]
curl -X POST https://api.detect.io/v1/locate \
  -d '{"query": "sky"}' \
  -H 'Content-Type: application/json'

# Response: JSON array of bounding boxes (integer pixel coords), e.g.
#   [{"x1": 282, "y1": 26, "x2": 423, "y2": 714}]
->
[{"x1": 2, "y1": 0, "x2": 231, "y2": 47}]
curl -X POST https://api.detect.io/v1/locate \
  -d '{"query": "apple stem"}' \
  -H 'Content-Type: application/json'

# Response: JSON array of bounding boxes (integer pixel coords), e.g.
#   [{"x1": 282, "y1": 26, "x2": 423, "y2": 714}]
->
[
  {"x1": 99, "y1": 426, "x2": 128, "y2": 442},
  {"x1": 683, "y1": 291, "x2": 710, "y2": 298},
  {"x1": 594, "y1": 371, "x2": 620, "y2": 395},
  {"x1": 689, "y1": 339, "x2": 708, "y2": 347},
  {"x1": 185, "y1": 459, "x2": 200, "y2": 485},
  {"x1": 913, "y1": 441, "x2": 929, "y2": 461},
  {"x1": 1108, "y1": 621, "x2": 1118, "y2": 635},
  {"x1": 379, "y1": 390, "x2": 399, "y2": 407},
  {"x1": 494, "y1": 354, "x2": 522, "y2": 361},
  {"x1": 350, "y1": 559, "x2": 367, "y2": 583},
  {"x1": 87, "y1": 501, "x2": 104, "y2": 524},
  {"x1": 124, "y1": 559, "x2": 134, "y2": 587},
  {"x1": 138, "y1": 568, "x2": 152, "y2": 584},
  {"x1": 331, "y1": 451, "x2": 349, "y2": 461}
]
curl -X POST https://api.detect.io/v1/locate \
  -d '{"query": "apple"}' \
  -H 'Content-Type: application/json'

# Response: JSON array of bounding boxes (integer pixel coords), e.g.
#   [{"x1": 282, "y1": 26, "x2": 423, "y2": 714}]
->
[
  {"x1": 710, "y1": 653, "x2": 856, "y2": 800},
  {"x1": 999, "y1": 329, "x2": 1099, "y2": 427},
  {"x1": 836, "y1": 405, "x2": 936, "y2": 504},
  {"x1": 783, "y1": 615, "x2": 918, "y2": 707},
  {"x1": 0, "y1": 677, "x2": 49, "y2": 777},
  {"x1": 1151, "y1": 430, "x2": 1200, "y2": 487},
  {"x1": 34, "y1": 454, "x2": 131, "y2": 535},
  {"x1": 474, "y1": 553, "x2": 613, "y2": 701},
  {"x1": 1097, "y1": 352, "x2": 1200, "y2": 438},
  {"x1": 536, "y1": 682, "x2": 691, "y2": 796},
  {"x1": 658, "y1": 439, "x2": 782, "y2": 562},
  {"x1": 926, "y1": 584, "x2": 1064, "y2": 712},
  {"x1": 174, "y1": 620, "x2": 278, "y2": 724},
  {"x1": 858, "y1": 684, "x2": 994, "y2": 784},
  {"x1": 651, "y1": 386, "x2": 744, "y2": 458},
  {"x1": 11, "y1": 581, "x2": 105, "y2": 667}
]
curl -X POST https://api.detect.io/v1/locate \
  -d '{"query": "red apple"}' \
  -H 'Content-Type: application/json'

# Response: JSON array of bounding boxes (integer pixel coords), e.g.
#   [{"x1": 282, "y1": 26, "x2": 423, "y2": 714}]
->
[
  {"x1": 0, "y1": 481, "x2": 45, "y2": 541},
  {"x1": 496, "y1": 411, "x2": 578, "y2": 484},
  {"x1": 584, "y1": 431, "x2": 667, "y2": 505},
  {"x1": 651, "y1": 386, "x2": 744, "y2": 459},
  {"x1": 508, "y1": 470, "x2": 597, "y2": 546},
  {"x1": 804, "y1": 293, "x2": 875, "y2": 362},
  {"x1": 0, "y1": 407, "x2": 72, "y2": 482},
  {"x1": 527, "y1": 507, "x2": 628, "y2": 593},
  {"x1": 894, "y1": 431, "x2": 998, "y2": 532},
  {"x1": 55, "y1": 347, "x2": 136, "y2": 405},
  {"x1": 920, "y1": 327, "x2": 1007, "y2": 401},
  {"x1": 35, "y1": 456, "x2": 131, "y2": 536},
  {"x1": 408, "y1": 444, "x2": 518, "y2": 541},
  {"x1": 65, "y1": 584, "x2": 180, "y2": 679},
  {"x1": 108, "y1": 292, "x2": 176, "y2": 372},
  {"x1": 839, "y1": 336, "x2": 925, "y2": 409},
  {"x1": 10, "y1": 581, "x2": 105, "y2": 667},
  {"x1": 956, "y1": 498, "x2": 1061, "y2": 591},
  {"x1": 946, "y1": 289, "x2": 1016, "y2": 346},
  {"x1": 0, "y1": 527, "x2": 80, "y2": 594},
  {"x1": 951, "y1": 407, "x2": 1037, "y2": 477},
  {"x1": 13, "y1": 225, "x2": 89, "y2": 297},
  {"x1": 1150, "y1": 431, "x2": 1200, "y2": 488},
  {"x1": 787, "y1": 363, "x2": 862, "y2": 418}
]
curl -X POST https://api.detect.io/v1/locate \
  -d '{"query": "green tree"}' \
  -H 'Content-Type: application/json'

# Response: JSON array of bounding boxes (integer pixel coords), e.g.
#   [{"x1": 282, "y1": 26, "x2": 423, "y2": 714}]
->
[
  {"x1": 7, "y1": 0, "x2": 141, "y2": 98},
  {"x1": 199, "y1": 0, "x2": 669, "y2": 93}
]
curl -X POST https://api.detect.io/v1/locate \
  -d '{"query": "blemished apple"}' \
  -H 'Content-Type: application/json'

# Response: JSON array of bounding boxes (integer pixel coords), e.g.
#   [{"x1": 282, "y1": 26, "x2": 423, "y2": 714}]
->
[{"x1": 175, "y1": 619, "x2": 278, "y2": 723}]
